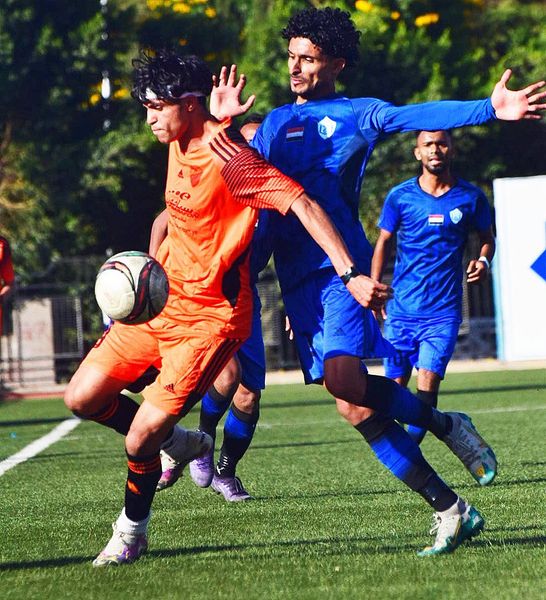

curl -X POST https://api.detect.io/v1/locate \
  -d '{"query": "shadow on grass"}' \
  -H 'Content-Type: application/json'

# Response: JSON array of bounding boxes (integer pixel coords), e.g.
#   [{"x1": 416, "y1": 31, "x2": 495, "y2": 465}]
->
[
  {"x1": 0, "y1": 417, "x2": 71, "y2": 428},
  {"x1": 442, "y1": 383, "x2": 546, "y2": 396},
  {"x1": 1, "y1": 526, "x2": 544, "y2": 571},
  {"x1": 252, "y1": 438, "x2": 357, "y2": 451},
  {"x1": 266, "y1": 381, "x2": 546, "y2": 410},
  {"x1": 450, "y1": 476, "x2": 546, "y2": 492}
]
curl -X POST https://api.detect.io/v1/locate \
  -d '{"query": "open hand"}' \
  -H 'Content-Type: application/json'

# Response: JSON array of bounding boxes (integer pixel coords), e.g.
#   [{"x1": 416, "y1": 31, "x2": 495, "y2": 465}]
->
[
  {"x1": 491, "y1": 69, "x2": 546, "y2": 120},
  {"x1": 210, "y1": 65, "x2": 256, "y2": 120}
]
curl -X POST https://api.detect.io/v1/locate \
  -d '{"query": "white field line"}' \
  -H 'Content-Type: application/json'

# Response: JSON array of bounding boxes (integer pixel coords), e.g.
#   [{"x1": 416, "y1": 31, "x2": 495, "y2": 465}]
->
[{"x1": 0, "y1": 418, "x2": 81, "y2": 477}]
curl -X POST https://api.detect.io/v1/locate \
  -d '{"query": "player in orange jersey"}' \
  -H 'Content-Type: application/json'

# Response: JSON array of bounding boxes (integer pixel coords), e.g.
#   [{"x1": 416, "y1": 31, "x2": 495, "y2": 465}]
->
[{"x1": 63, "y1": 50, "x2": 392, "y2": 566}]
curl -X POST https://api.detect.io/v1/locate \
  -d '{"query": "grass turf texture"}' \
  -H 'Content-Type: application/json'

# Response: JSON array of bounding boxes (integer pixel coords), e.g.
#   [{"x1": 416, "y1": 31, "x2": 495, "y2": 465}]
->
[{"x1": 0, "y1": 368, "x2": 545, "y2": 600}]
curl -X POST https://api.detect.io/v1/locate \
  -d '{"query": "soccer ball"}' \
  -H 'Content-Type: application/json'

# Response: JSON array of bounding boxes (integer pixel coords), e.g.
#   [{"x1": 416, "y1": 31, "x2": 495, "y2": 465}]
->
[{"x1": 95, "y1": 251, "x2": 169, "y2": 325}]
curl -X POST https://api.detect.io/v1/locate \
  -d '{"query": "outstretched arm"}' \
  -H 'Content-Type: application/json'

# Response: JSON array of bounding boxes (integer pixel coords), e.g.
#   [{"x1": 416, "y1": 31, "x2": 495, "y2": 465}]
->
[
  {"x1": 290, "y1": 194, "x2": 393, "y2": 311},
  {"x1": 210, "y1": 64, "x2": 256, "y2": 120},
  {"x1": 491, "y1": 69, "x2": 546, "y2": 120}
]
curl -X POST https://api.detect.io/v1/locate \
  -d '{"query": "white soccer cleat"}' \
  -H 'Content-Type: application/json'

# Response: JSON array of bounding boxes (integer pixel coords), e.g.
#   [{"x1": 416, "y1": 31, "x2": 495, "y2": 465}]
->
[
  {"x1": 442, "y1": 412, "x2": 497, "y2": 485},
  {"x1": 418, "y1": 500, "x2": 484, "y2": 557},
  {"x1": 92, "y1": 523, "x2": 148, "y2": 567},
  {"x1": 156, "y1": 428, "x2": 213, "y2": 491}
]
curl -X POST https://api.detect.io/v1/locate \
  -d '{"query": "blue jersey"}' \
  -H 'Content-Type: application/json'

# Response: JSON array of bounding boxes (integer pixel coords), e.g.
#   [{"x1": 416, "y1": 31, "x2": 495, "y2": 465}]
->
[
  {"x1": 249, "y1": 209, "x2": 276, "y2": 283},
  {"x1": 378, "y1": 177, "x2": 492, "y2": 318},
  {"x1": 251, "y1": 94, "x2": 495, "y2": 290}
]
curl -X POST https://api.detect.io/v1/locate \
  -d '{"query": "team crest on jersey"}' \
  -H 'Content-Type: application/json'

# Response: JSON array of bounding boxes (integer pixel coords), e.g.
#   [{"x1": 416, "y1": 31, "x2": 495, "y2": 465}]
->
[
  {"x1": 317, "y1": 116, "x2": 337, "y2": 139},
  {"x1": 428, "y1": 214, "x2": 444, "y2": 226},
  {"x1": 190, "y1": 166, "x2": 203, "y2": 187},
  {"x1": 449, "y1": 208, "x2": 463, "y2": 224}
]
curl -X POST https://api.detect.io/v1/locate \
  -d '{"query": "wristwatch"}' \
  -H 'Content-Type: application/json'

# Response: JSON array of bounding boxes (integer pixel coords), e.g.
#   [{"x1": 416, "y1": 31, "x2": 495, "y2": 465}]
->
[
  {"x1": 341, "y1": 265, "x2": 360, "y2": 285},
  {"x1": 478, "y1": 256, "x2": 490, "y2": 269}
]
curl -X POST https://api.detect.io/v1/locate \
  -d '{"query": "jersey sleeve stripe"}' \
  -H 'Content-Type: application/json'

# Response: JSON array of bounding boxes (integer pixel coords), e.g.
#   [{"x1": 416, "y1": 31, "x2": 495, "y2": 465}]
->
[
  {"x1": 210, "y1": 138, "x2": 238, "y2": 163},
  {"x1": 221, "y1": 149, "x2": 303, "y2": 214},
  {"x1": 218, "y1": 130, "x2": 243, "y2": 154}
]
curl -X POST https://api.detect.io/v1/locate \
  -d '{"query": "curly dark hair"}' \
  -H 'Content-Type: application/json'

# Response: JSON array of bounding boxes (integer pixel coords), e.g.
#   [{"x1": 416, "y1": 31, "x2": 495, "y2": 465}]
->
[
  {"x1": 131, "y1": 49, "x2": 213, "y2": 104},
  {"x1": 241, "y1": 112, "x2": 265, "y2": 126},
  {"x1": 281, "y1": 7, "x2": 361, "y2": 67}
]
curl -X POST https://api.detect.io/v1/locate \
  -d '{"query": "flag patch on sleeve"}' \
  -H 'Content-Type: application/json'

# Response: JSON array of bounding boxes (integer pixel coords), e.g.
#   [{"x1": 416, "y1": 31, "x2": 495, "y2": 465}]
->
[
  {"x1": 428, "y1": 214, "x2": 444, "y2": 225},
  {"x1": 286, "y1": 127, "x2": 304, "y2": 141}
]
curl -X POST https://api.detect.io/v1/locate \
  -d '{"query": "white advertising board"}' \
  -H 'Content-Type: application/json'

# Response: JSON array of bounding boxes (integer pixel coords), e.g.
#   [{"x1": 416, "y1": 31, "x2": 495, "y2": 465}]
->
[{"x1": 493, "y1": 175, "x2": 546, "y2": 361}]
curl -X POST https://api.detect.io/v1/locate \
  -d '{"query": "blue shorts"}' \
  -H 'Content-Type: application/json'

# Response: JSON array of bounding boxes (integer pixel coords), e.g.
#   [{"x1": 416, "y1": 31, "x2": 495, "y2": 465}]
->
[
  {"x1": 238, "y1": 287, "x2": 266, "y2": 391},
  {"x1": 383, "y1": 314, "x2": 461, "y2": 379},
  {"x1": 282, "y1": 268, "x2": 396, "y2": 384}
]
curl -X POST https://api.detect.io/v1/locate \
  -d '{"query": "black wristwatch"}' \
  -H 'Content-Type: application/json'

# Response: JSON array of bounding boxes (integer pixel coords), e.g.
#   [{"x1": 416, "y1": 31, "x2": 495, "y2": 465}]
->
[{"x1": 341, "y1": 265, "x2": 360, "y2": 285}]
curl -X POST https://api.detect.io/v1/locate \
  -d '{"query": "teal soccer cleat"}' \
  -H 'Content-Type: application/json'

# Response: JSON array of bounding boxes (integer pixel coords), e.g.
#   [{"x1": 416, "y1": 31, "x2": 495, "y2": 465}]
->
[
  {"x1": 443, "y1": 412, "x2": 497, "y2": 485},
  {"x1": 418, "y1": 501, "x2": 484, "y2": 557}
]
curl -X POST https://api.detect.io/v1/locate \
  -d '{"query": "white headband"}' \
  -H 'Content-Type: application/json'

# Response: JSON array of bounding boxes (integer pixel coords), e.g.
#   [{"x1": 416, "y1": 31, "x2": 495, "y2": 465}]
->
[{"x1": 145, "y1": 87, "x2": 205, "y2": 101}]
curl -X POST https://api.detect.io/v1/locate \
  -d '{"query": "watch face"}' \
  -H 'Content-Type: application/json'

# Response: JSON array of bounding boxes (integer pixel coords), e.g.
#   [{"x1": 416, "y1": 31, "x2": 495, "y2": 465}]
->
[{"x1": 341, "y1": 266, "x2": 359, "y2": 284}]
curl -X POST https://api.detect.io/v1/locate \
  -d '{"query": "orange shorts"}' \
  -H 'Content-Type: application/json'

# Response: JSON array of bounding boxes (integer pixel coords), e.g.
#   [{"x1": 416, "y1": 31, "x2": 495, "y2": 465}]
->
[{"x1": 83, "y1": 319, "x2": 242, "y2": 416}]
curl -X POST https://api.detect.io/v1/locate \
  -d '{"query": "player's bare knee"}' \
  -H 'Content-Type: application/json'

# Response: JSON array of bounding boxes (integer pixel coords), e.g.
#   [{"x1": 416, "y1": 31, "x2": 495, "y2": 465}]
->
[
  {"x1": 64, "y1": 380, "x2": 93, "y2": 415},
  {"x1": 233, "y1": 386, "x2": 261, "y2": 414},
  {"x1": 214, "y1": 357, "x2": 241, "y2": 397},
  {"x1": 126, "y1": 426, "x2": 153, "y2": 457}
]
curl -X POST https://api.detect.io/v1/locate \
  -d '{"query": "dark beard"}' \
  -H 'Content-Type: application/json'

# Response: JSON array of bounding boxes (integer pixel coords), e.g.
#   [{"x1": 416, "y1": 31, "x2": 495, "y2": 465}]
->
[{"x1": 425, "y1": 162, "x2": 448, "y2": 175}]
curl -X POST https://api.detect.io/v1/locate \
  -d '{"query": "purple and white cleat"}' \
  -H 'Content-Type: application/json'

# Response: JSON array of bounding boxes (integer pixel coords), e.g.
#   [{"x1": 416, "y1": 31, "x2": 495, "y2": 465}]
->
[
  {"x1": 211, "y1": 475, "x2": 252, "y2": 502},
  {"x1": 92, "y1": 523, "x2": 148, "y2": 567},
  {"x1": 189, "y1": 450, "x2": 215, "y2": 488},
  {"x1": 156, "y1": 429, "x2": 213, "y2": 491}
]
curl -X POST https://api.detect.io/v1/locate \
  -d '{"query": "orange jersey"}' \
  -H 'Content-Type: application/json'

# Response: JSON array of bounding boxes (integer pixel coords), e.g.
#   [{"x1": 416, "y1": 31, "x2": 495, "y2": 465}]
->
[
  {"x1": 0, "y1": 237, "x2": 14, "y2": 286},
  {"x1": 156, "y1": 119, "x2": 303, "y2": 338}
]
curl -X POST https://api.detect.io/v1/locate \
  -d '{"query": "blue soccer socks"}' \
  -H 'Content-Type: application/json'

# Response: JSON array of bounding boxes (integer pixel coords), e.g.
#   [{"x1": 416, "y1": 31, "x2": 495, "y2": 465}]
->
[{"x1": 216, "y1": 404, "x2": 259, "y2": 478}]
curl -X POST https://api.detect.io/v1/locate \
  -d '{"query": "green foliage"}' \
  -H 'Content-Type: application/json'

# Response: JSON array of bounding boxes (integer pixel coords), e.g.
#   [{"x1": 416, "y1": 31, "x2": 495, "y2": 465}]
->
[{"x1": 0, "y1": 0, "x2": 544, "y2": 275}]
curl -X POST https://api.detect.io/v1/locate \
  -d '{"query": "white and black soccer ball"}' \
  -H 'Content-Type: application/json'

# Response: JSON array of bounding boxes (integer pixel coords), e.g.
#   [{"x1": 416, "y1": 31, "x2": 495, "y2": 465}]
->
[{"x1": 95, "y1": 251, "x2": 169, "y2": 325}]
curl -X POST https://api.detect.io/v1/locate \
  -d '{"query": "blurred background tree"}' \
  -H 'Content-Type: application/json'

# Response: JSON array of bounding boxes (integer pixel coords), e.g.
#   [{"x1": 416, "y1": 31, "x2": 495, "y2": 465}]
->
[{"x1": 0, "y1": 0, "x2": 544, "y2": 279}]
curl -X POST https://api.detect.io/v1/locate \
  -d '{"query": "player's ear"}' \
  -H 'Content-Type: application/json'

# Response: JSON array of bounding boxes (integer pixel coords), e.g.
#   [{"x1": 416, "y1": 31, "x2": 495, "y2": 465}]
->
[
  {"x1": 332, "y1": 57, "x2": 345, "y2": 76},
  {"x1": 413, "y1": 146, "x2": 422, "y2": 161},
  {"x1": 184, "y1": 96, "x2": 199, "y2": 113}
]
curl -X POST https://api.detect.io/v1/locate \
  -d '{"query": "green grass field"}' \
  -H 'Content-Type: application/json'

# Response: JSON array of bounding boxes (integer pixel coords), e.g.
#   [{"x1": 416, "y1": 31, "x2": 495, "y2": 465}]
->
[{"x1": 1, "y1": 368, "x2": 545, "y2": 600}]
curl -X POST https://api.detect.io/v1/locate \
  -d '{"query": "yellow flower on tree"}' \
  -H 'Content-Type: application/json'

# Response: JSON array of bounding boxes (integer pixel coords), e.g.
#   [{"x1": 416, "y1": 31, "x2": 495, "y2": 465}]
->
[
  {"x1": 355, "y1": 1, "x2": 374, "y2": 14},
  {"x1": 415, "y1": 13, "x2": 440, "y2": 27},
  {"x1": 173, "y1": 2, "x2": 191, "y2": 13}
]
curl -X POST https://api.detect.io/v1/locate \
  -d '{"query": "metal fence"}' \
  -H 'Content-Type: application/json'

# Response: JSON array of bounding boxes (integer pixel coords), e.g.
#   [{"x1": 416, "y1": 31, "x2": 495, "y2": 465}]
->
[
  {"x1": 0, "y1": 245, "x2": 497, "y2": 390},
  {"x1": 0, "y1": 294, "x2": 85, "y2": 388}
]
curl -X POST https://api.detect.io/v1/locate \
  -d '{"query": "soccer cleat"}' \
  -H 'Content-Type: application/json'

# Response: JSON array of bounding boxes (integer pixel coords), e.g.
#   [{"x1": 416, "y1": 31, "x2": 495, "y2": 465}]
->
[
  {"x1": 189, "y1": 449, "x2": 215, "y2": 488},
  {"x1": 418, "y1": 501, "x2": 484, "y2": 557},
  {"x1": 92, "y1": 523, "x2": 148, "y2": 567},
  {"x1": 211, "y1": 474, "x2": 253, "y2": 502},
  {"x1": 156, "y1": 429, "x2": 213, "y2": 491},
  {"x1": 442, "y1": 412, "x2": 497, "y2": 485}
]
